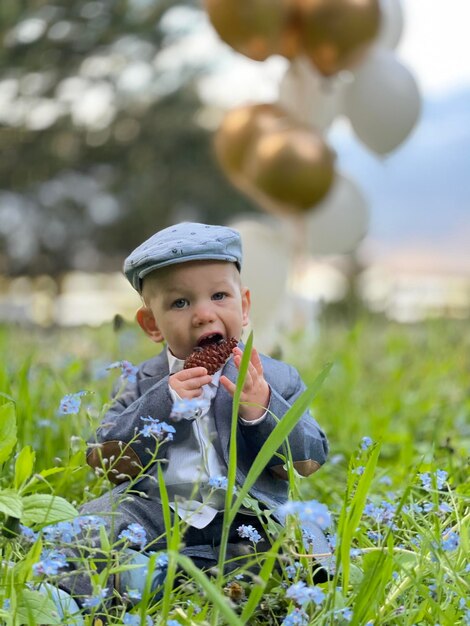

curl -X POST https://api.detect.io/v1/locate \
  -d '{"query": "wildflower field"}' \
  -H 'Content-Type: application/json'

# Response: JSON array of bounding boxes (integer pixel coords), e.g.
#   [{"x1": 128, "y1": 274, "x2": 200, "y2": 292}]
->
[{"x1": 0, "y1": 315, "x2": 468, "y2": 626}]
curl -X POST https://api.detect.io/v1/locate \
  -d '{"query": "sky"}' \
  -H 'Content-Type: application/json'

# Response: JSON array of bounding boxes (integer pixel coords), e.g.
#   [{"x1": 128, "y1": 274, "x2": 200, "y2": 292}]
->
[
  {"x1": 341, "y1": 0, "x2": 470, "y2": 273},
  {"x1": 195, "y1": 0, "x2": 470, "y2": 274}
]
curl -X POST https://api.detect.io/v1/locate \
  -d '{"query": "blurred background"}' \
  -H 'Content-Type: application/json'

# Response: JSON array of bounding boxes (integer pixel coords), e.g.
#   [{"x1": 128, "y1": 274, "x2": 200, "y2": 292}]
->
[{"x1": 0, "y1": 0, "x2": 469, "y2": 345}]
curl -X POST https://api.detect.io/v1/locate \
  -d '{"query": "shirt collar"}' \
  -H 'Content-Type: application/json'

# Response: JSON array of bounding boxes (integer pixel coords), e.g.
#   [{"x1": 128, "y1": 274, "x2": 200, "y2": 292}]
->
[{"x1": 167, "y1": 346, "x2": 184, "y2": 375}]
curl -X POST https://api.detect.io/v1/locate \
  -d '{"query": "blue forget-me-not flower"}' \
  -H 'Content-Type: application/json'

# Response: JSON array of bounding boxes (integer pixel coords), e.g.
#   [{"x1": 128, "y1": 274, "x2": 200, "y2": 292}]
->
[
  {"x1": 107, "y1": 360, "x2": 139, "y2": 383},
  {"x1": 237, "y1": 524, "x2": 262, "y2": 544},
  {"x1": 139, "y1": 416, "x2": 176, "y2": 441},
  {"x1": 33, "y1": 550, "x2": 68, "y2": 576},
  {"x1": 170, "y1": 397, "x2": 210, "y2": 421},
  {"x1": 281, "y1": 607, "x2": 309, "y2": 626},
  {"x1": 278, "y1": 500, "x2": 332, "y2": 531},
  {"x1": 58, "y1": 391, "x2": 89, "y2": 415},
  {"x1": 118, "y1": 523, "x2": 147, "y2": 549}
]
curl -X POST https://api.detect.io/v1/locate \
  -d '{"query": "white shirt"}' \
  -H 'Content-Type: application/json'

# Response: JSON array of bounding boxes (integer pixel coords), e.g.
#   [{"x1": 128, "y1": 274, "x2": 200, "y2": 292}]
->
[{"x1": 164, "y1": 347, "x2": 266, "y2": 528}]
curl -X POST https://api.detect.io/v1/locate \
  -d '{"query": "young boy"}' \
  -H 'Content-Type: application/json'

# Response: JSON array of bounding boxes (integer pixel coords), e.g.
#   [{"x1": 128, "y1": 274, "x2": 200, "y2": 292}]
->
[{"x1": 48, "y1": 222, "x2": 330, "y2": 620}]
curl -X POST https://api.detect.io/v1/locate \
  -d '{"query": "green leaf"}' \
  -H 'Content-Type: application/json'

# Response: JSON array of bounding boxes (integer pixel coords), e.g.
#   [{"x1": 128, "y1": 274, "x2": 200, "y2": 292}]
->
[
  {"x1": 13, "y1": 537, "x2": 43, "y2": 584},
  {"x1": 351, "y1": 549, "x2": 395, "y2": 626},
  {"x1": 241, "y1": 534, "x2": 284, "y2": 623},
  {"x1": 0, "y1": 488, "x2": 23, "y2": 518},
  {"x1": 175, "y1": 552, "x2": 244, "y2": 626},
  {"x1": 14, "y1": 445, "x2": 36, "y2": 490},
  {"x1": 21, "y1": 494, "x2": 78, "y2": 526},
  {"x1": 15, "y1": 588, "x2": 62, "y2": 624},
  {"x1": 38, "y1": 467, "x2": 65, "y2": 478},
  {"x1": 218, "y1": 331, "x2": 254, "y2": 577},
  {"x1": 337, "y1": 443, "x2": 381, "y2": 591},
  {"x1": 0, "y1": 401, "x2": 17, "y2": 464}
]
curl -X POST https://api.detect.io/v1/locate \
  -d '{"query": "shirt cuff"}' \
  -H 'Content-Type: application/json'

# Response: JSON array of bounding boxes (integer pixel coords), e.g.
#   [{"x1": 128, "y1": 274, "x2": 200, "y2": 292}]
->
[{"x1": 239, "y1": 410, "x2": 268, "y2": 426}]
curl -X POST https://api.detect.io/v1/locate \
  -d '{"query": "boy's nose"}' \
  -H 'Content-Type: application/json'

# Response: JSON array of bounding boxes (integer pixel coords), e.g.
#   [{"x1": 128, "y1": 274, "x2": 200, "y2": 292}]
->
[{"x1": 192, "y1": 303, "x2": 215, "y2": 325}]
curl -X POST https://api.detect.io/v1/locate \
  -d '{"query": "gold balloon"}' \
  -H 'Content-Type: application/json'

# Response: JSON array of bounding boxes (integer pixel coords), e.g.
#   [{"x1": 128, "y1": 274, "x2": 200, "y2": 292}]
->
[
  {"x1": 204, "y1": 0, "x2": 297, "y2": 61},
  {"x1": 296, "y1": 0, "x2": 381, "y2": 76},
  {"x1": 214, "y1": 103, "x2": 287, "y2": 177},
  {"x1": 244, "y1": 127, "x2": 336, "y2": 212}
]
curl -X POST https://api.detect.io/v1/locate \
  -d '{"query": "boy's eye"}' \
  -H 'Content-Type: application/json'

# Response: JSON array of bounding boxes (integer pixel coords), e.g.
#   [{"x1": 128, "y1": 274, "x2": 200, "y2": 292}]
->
[
  {"x1": 171, "y1": 298, "x2": 189, "y2": 309},
  {"x1": 212, "y1": 292, "x2": 227, "y2": 301}
]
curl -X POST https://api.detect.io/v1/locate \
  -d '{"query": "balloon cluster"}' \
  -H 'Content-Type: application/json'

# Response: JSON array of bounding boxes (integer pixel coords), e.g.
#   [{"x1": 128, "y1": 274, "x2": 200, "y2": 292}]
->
[
  {"x1": 206, "y1": 0, "x2": 421, "y2": 222},
  {"x1": 205, "y1": 0, "x2": 421, "y2": 342}
]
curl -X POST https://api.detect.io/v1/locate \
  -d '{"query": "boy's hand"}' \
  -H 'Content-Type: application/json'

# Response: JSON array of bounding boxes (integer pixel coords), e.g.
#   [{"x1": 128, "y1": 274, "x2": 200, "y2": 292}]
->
[
  {"x1": 169, "y1": 367, "x2": 212, "y2": 399},
  {"x1": 220, "y1": 346, "x2": 270, "y2": 421}
]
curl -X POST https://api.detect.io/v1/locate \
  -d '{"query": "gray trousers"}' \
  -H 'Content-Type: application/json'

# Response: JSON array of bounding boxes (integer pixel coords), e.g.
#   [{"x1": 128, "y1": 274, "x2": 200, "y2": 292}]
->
[{"x1": 59, "y1": 483, "x2": 271, "y2": 607}]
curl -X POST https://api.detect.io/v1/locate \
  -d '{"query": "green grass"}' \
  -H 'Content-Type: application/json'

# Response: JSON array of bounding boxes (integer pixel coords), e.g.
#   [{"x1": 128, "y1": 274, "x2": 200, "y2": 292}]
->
[{"x1": 0, "y1": 315, "x2": 468, "y2": 625}]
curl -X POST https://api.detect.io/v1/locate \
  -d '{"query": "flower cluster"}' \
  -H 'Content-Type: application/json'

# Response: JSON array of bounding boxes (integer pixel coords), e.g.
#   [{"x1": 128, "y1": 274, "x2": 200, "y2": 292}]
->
[
  {"x1": 208, "y1": 476, "x2": 228, "y2": 490},
  {"x1": 363, "y1": 499, "x2": 397, "y2": 529},
  {"x1": 237, "y1": 524, "x2": 262, "y2": 544},
  {"x1": 37, "y1": 515, "x2": 106, "y2": 545},
  {"x1": 335, "y1": 607, "x2": 353, "y2": 622},
  {"x1": 441, "y1": 530, "x2": 459, "y2": 552},
  {"x1": 20, "y1": 525, "x2": 38, "y2": 542},
  {"x1": 286, "y1": 581, "x2": 325, "y2": 607},
  {"x1": 58, "y1": 390, "x2": 89, "y2": 415},
  {"x1": 361, "y1": 436, "x2": 373, "y2": 450},
  {"x1": 170, "y1": 397, "x2": 210, "y2": 421},
  {"x1": 282, "y1": 607, "x2": 309, "y2": 626},
  {"x1": 32, "y1": 549, "x2": 68, "y2": 576},
  {"x1": 139, "y1": 416, "x2": 176, "y2": 441},
  {"x1": 118, "y1": 523, "x2": 147, "y2": 549},
  {"x1": 107, "y1": 360, "x2": 139, "y2": 383},
  {"x1": 285, "y1": 561, "x2": 302, "y2": 579},
  {"x1": 278, "y1": 500, "x2": 332, "y2": 531},
  {"x1": 419, "y1": 469, "x2": 448, "y2": 492}
]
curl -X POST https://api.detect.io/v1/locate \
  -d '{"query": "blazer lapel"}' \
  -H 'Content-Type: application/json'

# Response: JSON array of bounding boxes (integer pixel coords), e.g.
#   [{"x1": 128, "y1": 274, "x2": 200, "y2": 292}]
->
[{"x1": 139, "y1": 350, "x2": 169, "y2": 393}]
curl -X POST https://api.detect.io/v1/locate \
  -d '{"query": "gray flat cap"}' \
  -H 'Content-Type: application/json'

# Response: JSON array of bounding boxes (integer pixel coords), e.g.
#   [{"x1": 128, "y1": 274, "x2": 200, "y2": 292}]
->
[{"x1": 124, "y1": 222, "x2": 243, "y2": 292}]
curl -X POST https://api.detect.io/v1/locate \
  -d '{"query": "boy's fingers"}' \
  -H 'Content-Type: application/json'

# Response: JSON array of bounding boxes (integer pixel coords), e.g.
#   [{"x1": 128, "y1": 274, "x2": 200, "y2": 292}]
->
[
  {"x1": 173, "y1": 367, "x2": 208, "y2": 379},
  {"x1": 233, "y1": 346, "x2": 264, "y2": 376},
  {"x1": 251, "y1": 348, "x2": 264, "y2": 375},
  {"x1": 220, "y1": 375, "x2": 236, "y2": 396},
  {"x1": 184, "y1": 375, "x2": 212, "y2": 389},
  {"x1": 240, "y1": 369, "x2": 253, "y2": 391}
]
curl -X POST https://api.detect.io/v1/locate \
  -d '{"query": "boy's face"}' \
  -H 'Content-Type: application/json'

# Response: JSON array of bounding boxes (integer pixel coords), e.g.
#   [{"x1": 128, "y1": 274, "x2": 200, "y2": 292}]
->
[{"x1": 136, "y1": 261, "x2": 250, "y2": 360}]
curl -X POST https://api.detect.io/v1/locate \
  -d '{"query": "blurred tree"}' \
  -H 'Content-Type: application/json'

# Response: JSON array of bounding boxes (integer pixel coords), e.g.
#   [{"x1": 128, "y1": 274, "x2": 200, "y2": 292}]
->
[{"x1": 0, "y1": 0, "x2": 255, "y2": 278}]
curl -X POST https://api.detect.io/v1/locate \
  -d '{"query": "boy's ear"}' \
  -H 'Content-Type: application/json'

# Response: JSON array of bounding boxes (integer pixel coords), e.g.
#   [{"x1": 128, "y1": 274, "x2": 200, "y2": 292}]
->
[
  {"x1": 241, "y1": 287, "x2": 251, "y2": 327},
  {"x1": 136, "y1": 306, "x2": 164, "y2": 344}
]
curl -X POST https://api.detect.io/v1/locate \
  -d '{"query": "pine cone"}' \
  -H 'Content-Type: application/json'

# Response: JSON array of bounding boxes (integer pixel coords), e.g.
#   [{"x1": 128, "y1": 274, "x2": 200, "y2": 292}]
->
[{"x1": 184, "y1": 337, "x2": 238, "y2": 374}]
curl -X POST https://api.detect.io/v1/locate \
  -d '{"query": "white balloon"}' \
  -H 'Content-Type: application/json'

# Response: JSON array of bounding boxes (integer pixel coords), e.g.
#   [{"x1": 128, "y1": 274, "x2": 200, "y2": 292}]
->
[
  {"x1": 278, "y1": 56, "x2": 345, "y2": 132},
  {"x1": 228, "y1": 217, "x2": 291, "y2": 335},
  {"x1": 377, "y1": 0, "x2": 404, "y2": 49},
  {"x1": 344, "y1": 48, "x2": 421, "y2": 154},
  {"x1": 301, "y1": 174, "x2": 369, "y2": 255}
]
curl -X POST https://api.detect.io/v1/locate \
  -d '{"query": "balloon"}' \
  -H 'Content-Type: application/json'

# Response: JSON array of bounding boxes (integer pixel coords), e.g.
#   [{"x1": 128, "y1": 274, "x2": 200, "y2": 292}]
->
[
  {"x1": 204, "y1": 0, "x2": 298, "y2": 62},
  {"x1": 228, "y1": 217, "x2": 291, "y2": 339},
  {"x1": 343, "y1": 48, "x2": 421, "y2": 154},
  {"x1": 376, "y1": 0, "x2": 404, "y2": 49},
  {"x1": 302, "y1": 174, "x2": 369, "y2": 254},
  {"x1": 296, "y1": 0, "x2": 381, "y2": 76},
  {"x1": 244, "y1": 126, "x2": 336, "y2": 211},
  {"x1": 214, "y1": 103, "x2": 286, "y2": 177},
  {"x1": 278, "y1": 56, "x2": 345, "y2": 131}
]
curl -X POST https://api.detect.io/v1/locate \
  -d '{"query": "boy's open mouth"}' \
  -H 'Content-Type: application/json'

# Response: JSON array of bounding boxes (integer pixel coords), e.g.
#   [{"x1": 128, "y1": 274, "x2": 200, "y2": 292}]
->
[{"x1": 196, "y1": 333, "x2": 224, "y2": 349}]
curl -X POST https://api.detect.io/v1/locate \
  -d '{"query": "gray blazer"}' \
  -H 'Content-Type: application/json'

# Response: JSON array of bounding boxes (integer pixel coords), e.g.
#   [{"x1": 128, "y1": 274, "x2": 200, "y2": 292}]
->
[{"x1": 87, "y1": 348, "x2": 329, "y2": 514}]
